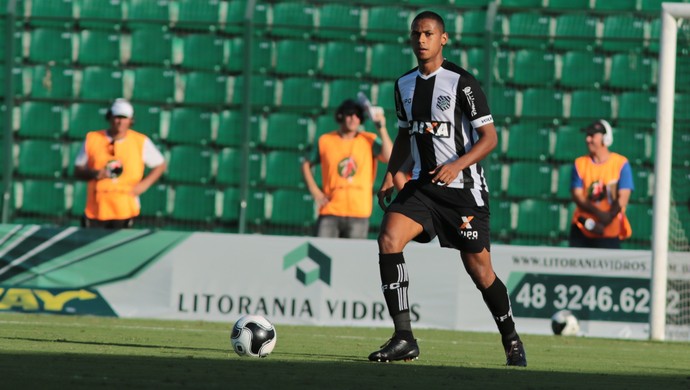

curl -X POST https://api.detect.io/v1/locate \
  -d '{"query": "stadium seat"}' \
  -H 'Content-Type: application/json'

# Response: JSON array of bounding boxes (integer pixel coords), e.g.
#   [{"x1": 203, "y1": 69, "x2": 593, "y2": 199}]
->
[
  {"x1": 179, "y1": 34, "x2": 225, "y2": 71},
  {"x1": 127, "y1": 0, "x2": 171, "y2": 28},
  {"x1": 559, "y1": 51, "x2": 605, "y2": 89},
  {"x1": 321, "y1": 41, "x2": 368, "y2": 78},
  {"x1": 459, "y1": 10, "x2": 487, "y2": 47},
  {"x1": 505, "y1": 162, "x2": 553, "y2": 199},
  {"x1": 369, "y1": 194, "x2": 385, "y2": 231},
  {"x1": 15, "y1": 179, "x2": 68, "y2": 217},
  {"x1": 515, "y1": 199, "x2": 562, "y2": 239},
  {"x1": 601, "y1": 15, "x2": 646, "y2": 53},
  {"x1": 70, "y1": 180, "x2": 87, "y2": 217},
  {"x1": 648, "y1": 18, "x2": 661, "y2": 53},
  {"x1": 592, "y1": 0, "x2": 637, "y2": 11},
  {"x1": 676, "y1": 56, "x2": 690, "y2": 93},
  {"x1": 137, "y1": 182, "x2": 168, "y2": 218},
  {"x1": 374, "y1": 81, "x2": 396, "y2": 110},
  {"x1": 369, "y1": 43, "x2": 415, "y2": 81},
  {"x1": 611, "y1": 128, "x2": 650, "y2": 165},
  {"x1": 617, "y1": 91, "x2": 657, "y2": 125},
  {"x1": 216, "y1": 110, "x2": 262, "y2": 148},
  {"x1": 625, "y1": 203, "x2": 653, "y2": 242},
  {"x1": 18, "y1": 101, "x2": 65, "y2": 139},
  {"x1": 175, "y1": 0, "x2": 220, "y2": 31},
  {"x1": 226, "y1": 37, "x2": 273, "y2": 74},
  {"x1": 500, "y1": 0, "x2": 543, "y2": 7},
  {"x1": 28, "y1": 28, "x2": 74, "y2": 64},
  {"x1": 326, "y1": 79, "x2": 372, "y2": 109},
  {"x1": 672, "y1": 129, "x2": 690, "y2": 167},
  {"x1": 317, "y1": 3, "x2": 362, "y2": 41},
  {"x1": 78, "y1": 29, "x2": 121, "y2": 66},
  {"x1": 182, "y1": 71, "x2": 228, "y2": 105},
  {"x1": 639, "y1": 0, "x2": 666, "y2": 12},
  {"x1": 76, "y1": 0, "x2": 124, "y2": 30},
  {"x1": 128, "y1": 26, "x2": 173, "y2": 66},
  {"x1": 553, "y1": 13, "x2": 597, "y2": 51},
  {"x1": 520, "y1": 88, "x2": 563, "y2": 123},
  {"x1": 461, "y1": 47, "x2": 485, "y2": 82},
  {"x1": 504, "y1": 124, "x2": 551, "y2": 162},
  {"x1": 170, "y1": 184, "x2": 216, "y2": 223},
  {"x1": 66, "y1": 141, "x2": 83, "y2": 178},
  {"x1": 130, "y1": 104, "x2": 163, "y2": 142},
  {"x1": 278, "y1": 77, "x2": 325, "y2": 112},
  {"x1": 28, "y1": 0, "x2": 74, "y2": 28},
  {"x1": 485, "y1": 161, "x2": 504, "y2": 196},
  {"x1": 129, "y1": 67, "x2": 176, "y2": 104},
  {"x1": 79, "y1": 67, "x2": 125, "y2": 101},
  {"x1": 165, "y1": 145, "x2": 213, "y2": 184},
  {"x1": 268, "y1": 189, "x2": 315, "y2": 228},
  {"x1": 568, "y1": 90, "x2": 614, "y2": 126},
  {"x1": 630, "y1": 169, "x2": 651, "y2": 203},
  {"x1": 216, "y1": 147, "x2": 264, "y2": 186},
  {"x1": 364, "y1": 6, "x2": 410, "y2": 44},
  {"x1": 17, "y1": 140, "x2": 64, "y2": 179},
  {"x1": 167, "y1": 107, "x2": 213, "y2": 145},
  {"x1": 28, "y1": 65, "x2": 74, "y2": 99},
  {"x1": 506, "y1": 12, "x2": 551, "y2": 49},
  {"x1": 230, "y1": 75, "x2": 277, "y2": 108},
  {"x1": 676, "y1": 93, "x2": 690, "y2": 122},
  {"x1": 225, "y1": 0, "x2": 269, "y2": 35},
  {"x1": 546, "y1": 0, "x2": 590, "y2": 9},
  {"x1": 264, "y1": 151, "x2": 306, "y2": 190},
  {"x1": 263, "y1": 113, "x2": 311, "y2": 151},
  {"x1": 512, "y1": 50, "x2": 555, "y2": 87},
  {"x1": 555, "y1": 163, "x2": 574, "y2": 201},
  {"x1": 608, "y1": 53, "x2": 655, "y2": 91},
  {"x1": 271, "y1": 2, "x2": 316, "y2": 39},
  {"x1": 274, "y1": 40, "x2": 320, "y2": 76},
  {"x1": 553, "y1": 126, "x2": 586, "y2": 163},
  {"x1": 490, "y1": 198, "x2": 513, "y2": 240},
  {"x1": 489, "y1": 86, "x2": 517, "y2": 123}
]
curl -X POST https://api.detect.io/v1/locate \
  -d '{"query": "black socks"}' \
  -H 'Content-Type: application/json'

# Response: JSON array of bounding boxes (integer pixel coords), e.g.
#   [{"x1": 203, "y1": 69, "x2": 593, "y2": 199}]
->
[
  {"x1": 379, "y1": 252, "x2": 413, "y2": 341},
  {"x1": 480, "y1": 275, "x2": 519, "y2": 349}
]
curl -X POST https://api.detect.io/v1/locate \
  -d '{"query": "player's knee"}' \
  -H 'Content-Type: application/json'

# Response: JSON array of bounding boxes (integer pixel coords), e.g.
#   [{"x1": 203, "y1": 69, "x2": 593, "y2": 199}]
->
[{"x1": 377, "y1": 231, "x2": 404, "y2": 253}]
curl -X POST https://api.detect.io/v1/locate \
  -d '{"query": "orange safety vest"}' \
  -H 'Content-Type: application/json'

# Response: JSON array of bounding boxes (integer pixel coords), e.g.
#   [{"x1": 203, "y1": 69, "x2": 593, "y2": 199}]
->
[
  {"x1": 83, "y1": 130, "x2": 147, "y2": 220},
  {"x1": 572, "y1": 153, "x2": 633, "y2": 240},
  {"x1": 316, "y1": 131, "x2": 379, "y2": 218}
]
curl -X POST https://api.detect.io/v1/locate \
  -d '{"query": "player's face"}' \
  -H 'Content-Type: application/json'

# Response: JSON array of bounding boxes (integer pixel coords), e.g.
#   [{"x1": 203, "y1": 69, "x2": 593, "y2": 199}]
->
[
  {"x1": 341, "y1": 112, "x2": 361, "y2": 133},
  {"x1": 109, "y1": 116, "x2": 132, "y2": 136},
  {"x1": 585, "y1": 132, "x2": 605, "y2": 153},
  {"x1": 410, "y1": 18, "x2": 448, "y2": 63}
]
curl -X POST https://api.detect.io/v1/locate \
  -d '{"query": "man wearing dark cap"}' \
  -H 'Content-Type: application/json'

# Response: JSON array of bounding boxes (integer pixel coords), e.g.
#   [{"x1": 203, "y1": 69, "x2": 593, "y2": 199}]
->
[{"x1": 569, "y1": 119, "x2": 634, "y2": 248}]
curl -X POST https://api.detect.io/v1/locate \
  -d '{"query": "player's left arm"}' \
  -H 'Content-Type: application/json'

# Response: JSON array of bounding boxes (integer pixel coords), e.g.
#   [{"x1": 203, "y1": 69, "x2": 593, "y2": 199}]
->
[
  {"x1": 602, "y1": 162, "x2": 634, "y2": 224},
  {"x1": 131, "y1": 138, "x2": 167, "y2": 196}
]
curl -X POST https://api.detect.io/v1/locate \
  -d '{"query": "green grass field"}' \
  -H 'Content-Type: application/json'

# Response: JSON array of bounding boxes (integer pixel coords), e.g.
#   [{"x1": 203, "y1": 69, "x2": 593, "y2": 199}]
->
[{"x1": 1, "y1": 313, "x2": 689, "y2": 389}]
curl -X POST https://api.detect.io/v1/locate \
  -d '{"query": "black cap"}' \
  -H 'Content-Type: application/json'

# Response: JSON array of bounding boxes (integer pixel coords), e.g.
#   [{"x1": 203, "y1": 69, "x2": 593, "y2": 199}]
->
[{"x1": 582, "y1": 120, "x2": 607, "y2": 135}]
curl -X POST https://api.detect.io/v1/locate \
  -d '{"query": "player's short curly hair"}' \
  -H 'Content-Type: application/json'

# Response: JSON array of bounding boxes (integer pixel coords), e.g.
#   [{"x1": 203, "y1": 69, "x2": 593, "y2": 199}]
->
[{"x1": 411, "y1": 11, "x2": 446, "y2": 33}]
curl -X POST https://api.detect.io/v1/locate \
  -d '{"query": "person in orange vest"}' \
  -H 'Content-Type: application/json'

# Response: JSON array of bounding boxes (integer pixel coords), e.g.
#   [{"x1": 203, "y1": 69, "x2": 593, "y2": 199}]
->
[
  {"x1": 74, "y1": 99, "x2": 167, "y2": 229},
  {"x1": 301, "y1": 98, "x2": 393, "y2": 238},
  {"x1": 569, "y1": 119, "x2": 634, "y2": 248}
]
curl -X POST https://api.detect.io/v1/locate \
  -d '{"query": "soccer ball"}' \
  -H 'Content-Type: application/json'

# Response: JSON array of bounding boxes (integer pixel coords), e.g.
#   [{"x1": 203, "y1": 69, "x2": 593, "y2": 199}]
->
[
  {"x1": 551, "y1": 310, "x2": 580, "y2": 336},
  {"x1": 230, "y1": 315, "x2": 277, "y2": 358}
]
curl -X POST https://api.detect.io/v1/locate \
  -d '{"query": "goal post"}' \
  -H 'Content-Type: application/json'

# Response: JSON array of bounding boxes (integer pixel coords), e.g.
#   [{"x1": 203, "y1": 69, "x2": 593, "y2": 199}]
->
[{"x1": 650, "y1": 2, "x2": 690, "y2": 341}]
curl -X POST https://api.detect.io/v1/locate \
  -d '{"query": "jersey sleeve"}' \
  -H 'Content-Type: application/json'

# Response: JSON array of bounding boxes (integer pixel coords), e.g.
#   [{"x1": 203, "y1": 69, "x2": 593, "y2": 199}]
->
[
  {"x1": 457, "y1": 71, "x2": 494, "y2": 129},
  {"x1": 571, "y1": 163, "x2": 583, "y2": 189},
  {"x1": 394, "y1": 80, "x2": 409, "y2": 129},
  {"x1": 143, "y1": 138, "x2": 165, "y2": 168},
  {"x1": 618, "y1": 161, "x2": 635, "y2": 191}
]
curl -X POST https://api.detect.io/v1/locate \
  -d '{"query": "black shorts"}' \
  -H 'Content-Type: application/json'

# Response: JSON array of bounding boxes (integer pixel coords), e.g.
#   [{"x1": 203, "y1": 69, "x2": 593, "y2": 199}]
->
[{"x1": 387, "y1": 180, "x2": 491, "y2": 253}]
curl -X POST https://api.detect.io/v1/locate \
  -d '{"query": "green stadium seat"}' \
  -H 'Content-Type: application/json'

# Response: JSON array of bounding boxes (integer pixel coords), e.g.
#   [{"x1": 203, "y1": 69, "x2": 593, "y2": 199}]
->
[
  {"x1": 264, "y1": 150, "x2": 306, "y2": 190},
  {"x1": 374, "y1": 81, "x2": 396, "y2": 110},
  {"x1": 601, "y1": 15, "x2": 646, "y2": 53},
  {"x1": 66, "y1": 141, "x2": 83, "y2": 178},
  {"x1": 15, "y1": 179, "x2": 68, "y2": 217},
  {"x1": 676, "y1": 56, "x2": 690, "y2": 93},
  {"x1": 79, "y1": 67, "x2": 124, "y2": 101},
  {"x1": 506, "y1": 162, "x2": 553, "y2": 199},
  {"x1": 671, "y1": 167, "x2": 690, "y2": 203},
  {"x1": 555, "y1": 163, "x2": 574, "y2": 201},
  {"x1": 506, "y1": 12, "x2": 551, "y2": 49},
  {"x1": 129, "y1": 67, "x2": 176, "y2": 104},
  {"x1": 138, "y1": 183, "x2": 168, "y2": 218},
  {"x1": 546, "y1": 0, "x2": 590, "y2": 9},
  {"x1": 485, "y1": 161, "x2": 504, "y2": 196},
  {"x1": 617, "y1": 91, "x2": 657, "y2": 125},
  {"x1": 559, "y1": 51, "x2": 605, "y2": 89},
  {"x1": 326, "y1": 79, "x2": 372, "y2": 109},
  {"x1": 459, "y1": 10, "x2": 487, "y2": 47},
  {"x1": 226, "y1": 37, "x2": 273, "y2": 74},
  {"x1": 461, "y1": 47, "x2": 484, "y2": 82},
  {"x1": 76, "y1": 0, "x2": 124, "y2": 30},
  {"x1": 19, "y1": 101, "x2": 65, "y2": 139},
  {"x1": 639, "y1": 0, "x2": 666, "y2": 12},
  {"x1": 0, "y1": 20, "x2": 22, "y2": 63},
  {"x1": 364, "y1": 6, "x2": 410, "y2": 44},
  {"x1": 268, "y1": 189, "x2": 315, "y2": 227},
  {"x1": 271, "y1": 2, "x2": 316, "y2": 39},
  {"x1": 314, "y1": 113, "x2": 338, "y2": 140},
  {"x1": 175, "y1": 0, "x2": 220, "y2": 31},
  {"x1": 489, "y1": 86, "x2": 517, "y2": 123},
  {"x1": 504, "y1": 124, "x2": 551, "y2": 162},
  {"x1": 263, "y1": 113, "x2": 311, "y2": 151},
  {"x1": 128, "y1": 26, "x2": 173, "y2": 66},
  {"x1": 165, "y1": 145, "x2": 213, "y2": 184},
  {"x1": 515, "y1": 199, "x2": 562, "y2": 239},
  {"x1": 28, "y1": 65, "x2": 74, "y2": 99},
  {"x1": 520, "y1": 88, "x2": 563, "y2": 122},
  {"x1": 568, "y1": 90, "x2": 614, "y2": 126},
  {"x1": 170, "y1": 184, "x2": 216, "y2": 223},
  {"x1": 216, "y1": 147, "x2": 263, "y2": 186},
  {"x1": 29, "y1": 0, "x2": 74, "y2": 28},
  {"x1": 167, "y1": 107, "x2": 212, "y2": 145},
  {"x1": 230, "y1": 75, "x2": 277, "y2": 108},
  {"x1": 369, "y1": 194, "x2": 385, "y2": 231},
  {"x1": 127, "y1": 0, "x2": 171, "y2": 28},
  {"x1": 553, "y1": 13, "x2": 597, "y2": 51},
  {"x1": 317, "y1": 3, "x2": 362, "y2": 41},
  {"x1": 216, "y1": 110, "x2": 262, "y2": 148},
  {"x1": 648, "y1": 18, "x2": 661, "y2": 53},
  {"x1": 28, "y1": 28, "x2": 74, "y2": 64},
  {"x1": 592, "y1": 0, "x2": 637, "y2": 11},
  {"x1": 70, "y1": 180, "x2": 87, "y2": 217},
  {"x1": 672, "y1": 129, "x2": 690, "y2": 167},
  {"x1": 609, "y1": 53, "x2": 655, "y2": 91},
  {"x1": 77, "y1": 29, "x2": 121, "y2": 66},
  {"x1": 490, "y1": 198, "x2": 513, "y2": 240},
  {"x1": 630, "y1": 169, "x2": 651, "y2": 203},
  {"x1": 246, "y1": 189, "x2": 268, "y2": 225},
  {"x1": 17, "y1": 140, "x2": 63, "y2": 178},
  {"x1": 278, "y1": 77, "x2": 325, "y2": 112},
  {"x1": 553, "y1": 126, "x2": 586, "y2": 163},
  {"x1": 130, "y1": 104, "x2": 162, "y2": 142},
  {"x1": 500, "y1": 0, "x2": 543, "y2": 6},
  {"x1": 275, "y1": 40, "x2": 320, "y2": 76},
  {"x1": 370, "y1": 43, "x2": 414, "y2": 80},
  {"x1": 611, "y1": 128, "x2": 650, "y2": 165},
  {"x1": 674, "y1": 93, "x2": 690, "y2": 122},
  {"x1": 225, "y1": 0, "x2": 269, "y2": 35},
  {"x1": 321, "y1": 41, "x2": 367, "y2": 78},
  {"x1": 512, "y1": 50, "x2": 555, "y2": 87},
  {"x1": 179, "y1": 34, "x2": 225, "y2": 71},
  {"x1": 625, "y1": 203, "x2": 653, "y2": 242},
  {"x1": 182, "y1": 71, "x2": 228, "y2": 105}
]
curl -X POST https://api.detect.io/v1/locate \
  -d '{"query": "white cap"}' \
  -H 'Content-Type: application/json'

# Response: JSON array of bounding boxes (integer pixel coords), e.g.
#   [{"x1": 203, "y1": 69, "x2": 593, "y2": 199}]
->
[{"x1": 110, "y1": 98, "x2": 134, "y2": 118}]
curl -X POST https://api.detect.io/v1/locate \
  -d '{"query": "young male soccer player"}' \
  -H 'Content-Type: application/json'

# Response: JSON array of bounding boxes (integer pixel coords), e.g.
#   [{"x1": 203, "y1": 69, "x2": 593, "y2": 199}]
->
[{"x1": 369, "y1": 11, "x2": 527, "y2": 367}]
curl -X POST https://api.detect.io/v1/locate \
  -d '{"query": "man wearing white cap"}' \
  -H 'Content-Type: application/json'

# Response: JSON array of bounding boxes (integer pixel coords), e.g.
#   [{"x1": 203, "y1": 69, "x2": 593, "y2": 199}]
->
[{"x1": 74, "y1": 98, "x2": 167, "y2": 228}]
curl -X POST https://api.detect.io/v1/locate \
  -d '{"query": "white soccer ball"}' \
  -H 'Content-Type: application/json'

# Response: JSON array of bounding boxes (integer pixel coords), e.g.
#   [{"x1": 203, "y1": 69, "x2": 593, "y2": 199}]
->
[
  {"x1": 551, "y1": 310, "x2": 580, "y2": 336},
  {"x1": 231, "y1": 315, "x2": 277, "y2": 358}
]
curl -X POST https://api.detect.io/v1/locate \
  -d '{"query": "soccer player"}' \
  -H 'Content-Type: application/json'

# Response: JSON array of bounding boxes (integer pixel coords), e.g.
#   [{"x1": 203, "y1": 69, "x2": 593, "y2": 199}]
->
[{"x1": 368, "y1": 11, "x2": 527, "y2": 367}]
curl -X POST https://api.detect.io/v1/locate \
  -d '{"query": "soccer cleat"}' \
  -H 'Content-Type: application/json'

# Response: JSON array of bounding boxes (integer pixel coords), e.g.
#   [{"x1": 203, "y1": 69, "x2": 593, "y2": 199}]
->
[
  {"x1": 505, "y1": 339, "x2": 527, "y2": 367},
  {"x1": 368, "y1": 337, "x2": 420, "y2": 362}
]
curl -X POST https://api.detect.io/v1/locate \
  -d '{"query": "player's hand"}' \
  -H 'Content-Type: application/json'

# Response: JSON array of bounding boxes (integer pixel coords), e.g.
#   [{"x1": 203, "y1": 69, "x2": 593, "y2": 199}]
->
[
  {"x1": 430, "y1": 162, "x2": 461, "y2": 186},
  {"x1": 313, "y1": 192, "x2": 329, "y2": 209},
  {"x1": 377, "y1": 183, "x2": 395, "y2": 210}
]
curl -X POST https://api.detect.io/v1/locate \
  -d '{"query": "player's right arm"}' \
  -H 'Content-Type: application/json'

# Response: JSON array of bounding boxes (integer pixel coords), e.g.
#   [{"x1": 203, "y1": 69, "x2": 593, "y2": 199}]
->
[
  {"x1": 73, "y1": 141, "x2": 108, "y2": 180},
  {"x1": 301, "y1": 146, "x2": 329, "y2": 208}
]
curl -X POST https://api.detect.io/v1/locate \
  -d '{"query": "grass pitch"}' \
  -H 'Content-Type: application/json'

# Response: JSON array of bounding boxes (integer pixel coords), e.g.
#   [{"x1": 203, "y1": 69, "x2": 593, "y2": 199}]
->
[{"x1": 1, "y1": 313, "x2": 689, "y2": 389}]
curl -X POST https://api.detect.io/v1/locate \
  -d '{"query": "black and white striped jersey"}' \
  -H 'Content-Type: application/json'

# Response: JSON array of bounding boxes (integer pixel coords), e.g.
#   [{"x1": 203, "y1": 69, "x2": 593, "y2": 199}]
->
[{"x1": 394, "y1": 60, "x2": 494, "y2": 191}]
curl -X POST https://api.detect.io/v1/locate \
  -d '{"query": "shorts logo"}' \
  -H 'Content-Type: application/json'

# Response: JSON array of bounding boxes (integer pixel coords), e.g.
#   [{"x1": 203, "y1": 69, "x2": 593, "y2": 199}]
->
[
  {"x1": 436, "y1": 95, "x2": 452, "y2": 111},
  {"x1": 459, "y1": 216, "x2": 478, "y2": 240},
  {"x1": 460, "y1": 216, "x2": 474, "y2": 229}
]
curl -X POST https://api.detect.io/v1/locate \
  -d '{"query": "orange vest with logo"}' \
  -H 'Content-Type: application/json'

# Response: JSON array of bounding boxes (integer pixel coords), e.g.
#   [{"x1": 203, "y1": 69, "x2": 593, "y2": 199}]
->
[
  {"x1": 83, "y1": 130, "x2": 147, "y2": 220},
  {"x1": 316, "y1": 131, "x2": 378, "y2": 218},
  {"x1": 572, "y1": 153, "x2": 632, "y2": 240}
]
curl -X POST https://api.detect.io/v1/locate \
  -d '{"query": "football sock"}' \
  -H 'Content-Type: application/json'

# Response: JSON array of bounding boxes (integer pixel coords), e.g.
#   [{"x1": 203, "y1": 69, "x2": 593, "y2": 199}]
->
[
  {"x1": 379, "y1": 252, "x2": 414, "y2": 341},
  {"x1": 479, "y1": 275, "x2": 518, "y2": 349}
]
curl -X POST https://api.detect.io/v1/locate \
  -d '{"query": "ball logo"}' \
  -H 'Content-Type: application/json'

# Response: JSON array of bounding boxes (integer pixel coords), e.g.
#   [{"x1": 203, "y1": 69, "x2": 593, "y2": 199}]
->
[
  {"x1": 587, "y1": 180, "x2": 607, "y2": 202},
  {"x1": 338, "y1": 157, "x2": 357, "y2": 179}
]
